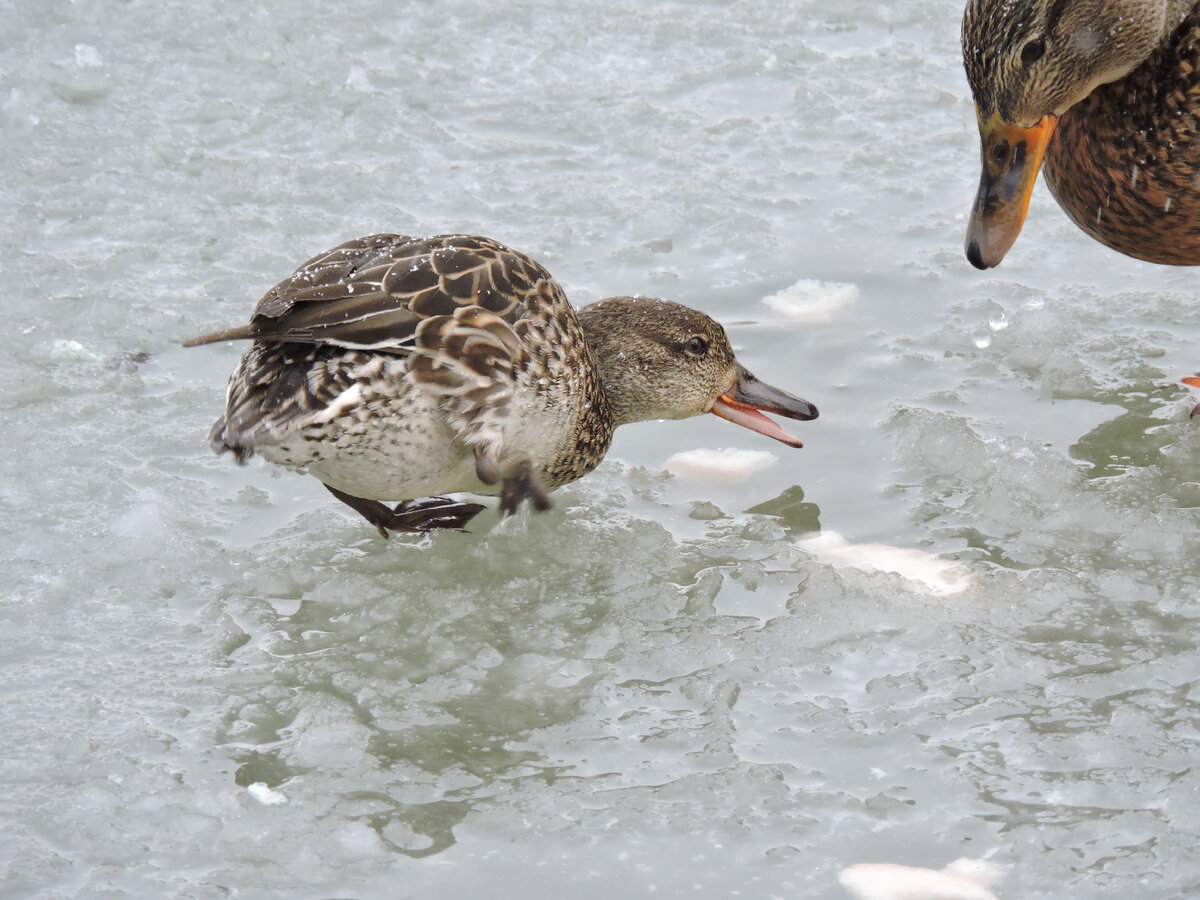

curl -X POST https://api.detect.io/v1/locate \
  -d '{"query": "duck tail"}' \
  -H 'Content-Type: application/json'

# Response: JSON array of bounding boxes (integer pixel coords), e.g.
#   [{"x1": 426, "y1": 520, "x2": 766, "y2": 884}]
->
[{"x1": 182, "y1": 324, "x2": 255, "y2": 347}]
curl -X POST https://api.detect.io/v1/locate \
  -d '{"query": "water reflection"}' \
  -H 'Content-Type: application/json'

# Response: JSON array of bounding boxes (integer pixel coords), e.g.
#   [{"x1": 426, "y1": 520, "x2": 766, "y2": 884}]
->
[
  {"x1": 744, "y1": 484, "x2": 823, "y2": 535},
  {"x1": 1068, "y1": 380, "x2": 1191, "y2": 480}
]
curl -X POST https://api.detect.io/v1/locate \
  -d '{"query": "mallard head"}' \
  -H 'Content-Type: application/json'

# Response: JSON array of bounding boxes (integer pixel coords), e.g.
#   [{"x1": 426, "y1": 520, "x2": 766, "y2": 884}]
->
[{"x1": 961, "y1": 0, "x2": 1187, "y2": 267}]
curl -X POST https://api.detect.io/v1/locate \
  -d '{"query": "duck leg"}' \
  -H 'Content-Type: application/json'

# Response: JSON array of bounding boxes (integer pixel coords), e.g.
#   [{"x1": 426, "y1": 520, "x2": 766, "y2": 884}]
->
[
  {"x1": 474, "y1": 453, "x2": 552, "y2": 517},
  {"x1": 324, "y1": 485, "x2": 484, "y2": 537},
  {"x1": 498, "y1": 459, "x2": 552, "y2": 517}
]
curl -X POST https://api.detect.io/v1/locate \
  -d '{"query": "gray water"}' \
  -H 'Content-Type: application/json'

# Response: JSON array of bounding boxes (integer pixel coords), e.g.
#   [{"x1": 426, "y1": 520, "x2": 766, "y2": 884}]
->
[{"x1": 4, "y1": 1, "x2": 1200, "y2": 897}]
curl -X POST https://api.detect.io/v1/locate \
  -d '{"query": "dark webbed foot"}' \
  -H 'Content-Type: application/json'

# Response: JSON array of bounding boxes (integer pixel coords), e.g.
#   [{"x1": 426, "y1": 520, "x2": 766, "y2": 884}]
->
[
  {"x1": 497, "y1": 459, "x2": 552, "y2": 518},
  {"x1": 475, "y1": 454, "x2": 552, "y2": 518},
  {"x1": 324, "y1": 485, "x2": 484, "y2": 538},
  {"x1": 392, "y1": 497, "x2": 486, "y2": 531}
]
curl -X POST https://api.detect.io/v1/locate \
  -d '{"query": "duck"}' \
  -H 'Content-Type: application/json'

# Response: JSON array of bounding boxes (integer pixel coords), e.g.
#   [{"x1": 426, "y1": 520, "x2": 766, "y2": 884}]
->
[
  {"x1": 185, "y1": 234, "x2": 819, "y2": 537},
  {"x1": 961, "y1": 0, "x2": 1200, "y2": 268}
]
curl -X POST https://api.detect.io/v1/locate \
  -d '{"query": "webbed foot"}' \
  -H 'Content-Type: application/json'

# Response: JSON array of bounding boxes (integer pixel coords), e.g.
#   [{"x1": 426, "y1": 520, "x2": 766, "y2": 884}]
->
[
  {"x1": 475, "y1": 454, "x2": 552, "y2": 518},
  {"x1": 498, "y1": 459, "x2": 552, "y2": 517},
  {"x1": 393, "y1": 496, "x2": 486, "y2": 531},
  {"x1": 324, "y1": 485, "x2": 484, "y2": 538}
]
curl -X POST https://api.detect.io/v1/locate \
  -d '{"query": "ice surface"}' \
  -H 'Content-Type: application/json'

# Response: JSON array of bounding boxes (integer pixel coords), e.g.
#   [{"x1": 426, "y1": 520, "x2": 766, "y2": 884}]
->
[{"x1": 4, "y1": 0, "x2": 1200, "y2": 897}]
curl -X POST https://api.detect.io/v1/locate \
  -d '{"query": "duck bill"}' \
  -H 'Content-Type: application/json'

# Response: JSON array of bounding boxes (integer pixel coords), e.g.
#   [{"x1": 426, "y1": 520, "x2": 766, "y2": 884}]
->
[
  {"x1": 709, "y1": 364, "x2": 818, "y2": 448},
  {"x1": 965, "y1": 108, "x2": 1058, "y2": 269}
]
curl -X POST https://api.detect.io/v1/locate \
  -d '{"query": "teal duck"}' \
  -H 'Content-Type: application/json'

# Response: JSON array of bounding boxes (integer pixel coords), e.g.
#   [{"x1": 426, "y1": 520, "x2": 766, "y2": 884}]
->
[
  {"x1": 185, "y1": 234, "x2": 818, "y2": 537},
  {"x1": 962, "y1": 0, "x2": 1200, "y2": 267}
]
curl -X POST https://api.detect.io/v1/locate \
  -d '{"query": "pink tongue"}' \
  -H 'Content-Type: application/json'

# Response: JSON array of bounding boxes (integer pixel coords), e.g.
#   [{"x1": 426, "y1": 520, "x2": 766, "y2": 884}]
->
[{"x1": 710, "y1": 398, "x2": 803, "y2": 448}]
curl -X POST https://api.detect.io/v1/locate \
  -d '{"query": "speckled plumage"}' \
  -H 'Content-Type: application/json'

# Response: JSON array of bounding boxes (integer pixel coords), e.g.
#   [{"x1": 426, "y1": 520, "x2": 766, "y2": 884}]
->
[
  {"x1": 1044, "y1": 10, "x2": 1200, "y2": 263},
  {"x1": 186, "y1": 234, "x2": 818, "y2": 536},
  {"x1": 962, "y1": 0, "x2": 1200, "y2": 266}
]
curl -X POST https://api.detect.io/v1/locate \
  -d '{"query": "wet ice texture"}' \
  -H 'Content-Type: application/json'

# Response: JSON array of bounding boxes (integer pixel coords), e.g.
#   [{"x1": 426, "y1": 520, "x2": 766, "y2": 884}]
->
[{"x1": 4, "y1": 0, "x2": 1200, "y2": 898}]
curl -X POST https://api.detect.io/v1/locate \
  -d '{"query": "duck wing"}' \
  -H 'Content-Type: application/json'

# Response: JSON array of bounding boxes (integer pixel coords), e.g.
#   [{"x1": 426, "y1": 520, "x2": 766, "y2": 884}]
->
[
  {"x1": 183, "y1": 233, "x2": 558, "y2": 350},
  {"x1": 196, "y1": 235, "x2": 585, "y2": 478}
]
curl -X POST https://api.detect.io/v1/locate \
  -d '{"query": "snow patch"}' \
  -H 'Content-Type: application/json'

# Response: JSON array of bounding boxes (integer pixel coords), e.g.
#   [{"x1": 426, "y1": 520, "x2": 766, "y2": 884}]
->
[
  {"x1": 663, "y1": 448, "x2": 778, "y2": 484},
  {"x1": 797, "y1": 531, "x2": 970, "y2": 597},
  {"x1": 838, "y1": 859, "x2": 1002, "y2": 900},
  {"x1": 763, "y1": 279, "x2": 859, "y2": 322},
  {"x1": 247, "y1": 783, "x2": 288, "y2": 806}
]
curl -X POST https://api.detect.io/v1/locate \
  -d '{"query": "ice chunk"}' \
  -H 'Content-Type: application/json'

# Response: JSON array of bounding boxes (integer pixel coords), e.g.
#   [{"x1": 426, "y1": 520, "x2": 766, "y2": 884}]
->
[
  {"x1": 74, "y1": 44, "x2": 103, "y2": 68},
  {"x1": 762, "y1": 279, "x2": 859, "y2": 322},
  {"x1": 796, "y1": 531, "x2": 970, "y2": 597},
  {"x1": 49, "y1": 339, "x2": 100, "y2": 362},
  {"x1": 344, "y1": 66, "x2": 371, "y2": 92},
  {"x1": 663, "y1": 448, "x2": 777, "y2": 484},
  {"x1": 247, "y1": 783, "x2": 288, "y2": 806},
  {"x1": 838, "y1": 858, "x2": 1002, "y2": 900}
]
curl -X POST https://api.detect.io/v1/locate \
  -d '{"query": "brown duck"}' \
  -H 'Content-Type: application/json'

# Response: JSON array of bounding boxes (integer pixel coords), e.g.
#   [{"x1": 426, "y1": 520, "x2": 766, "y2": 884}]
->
[
  {"x1": 962, "y1": 0, "x2": 1200, "y2": 268},
  {"x1": 185, "y1": 234, "x2": 818, "y2": 537}
]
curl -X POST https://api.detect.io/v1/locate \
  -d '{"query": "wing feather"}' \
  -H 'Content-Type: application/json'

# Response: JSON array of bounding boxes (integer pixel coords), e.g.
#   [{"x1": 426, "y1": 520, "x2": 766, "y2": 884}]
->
[
  {"x1": 187, "y1": 233, "x2": 563, "y2": 351},
  {"x1": 193, "y1": 233, "x2": 581, "y2": 474}
]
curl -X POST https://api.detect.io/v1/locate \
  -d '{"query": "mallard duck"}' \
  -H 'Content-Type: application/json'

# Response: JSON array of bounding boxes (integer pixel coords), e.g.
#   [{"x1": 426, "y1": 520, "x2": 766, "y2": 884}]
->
[
  {"x1": 185, "y1": 234, "x2": 819, "y2": 537},
  {"x1": 962, "y1": 0, "x2": 1200, "y2": 268}
]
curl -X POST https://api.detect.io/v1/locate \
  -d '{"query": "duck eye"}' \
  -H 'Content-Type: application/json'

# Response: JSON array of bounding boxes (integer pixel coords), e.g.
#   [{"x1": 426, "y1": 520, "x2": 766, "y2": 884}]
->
[
  {"x1": 685, "y1": 336, "x2": 709, "y2": 356},
  {"x1": 1020, "y1": 37, "x2": 1045, "y2": 66}
]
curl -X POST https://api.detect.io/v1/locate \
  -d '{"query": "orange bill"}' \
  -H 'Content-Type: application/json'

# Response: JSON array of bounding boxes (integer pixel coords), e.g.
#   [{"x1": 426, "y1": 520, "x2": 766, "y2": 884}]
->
[
  {"x1": 965, "y1": 108, "x2": 1058, "y2": 269},
  {"x1": 710, "y1": 364, "x2": 818, "y2": 448}
]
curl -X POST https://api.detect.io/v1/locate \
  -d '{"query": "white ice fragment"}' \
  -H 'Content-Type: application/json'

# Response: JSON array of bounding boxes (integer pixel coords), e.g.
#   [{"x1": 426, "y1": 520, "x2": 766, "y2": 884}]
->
[
  {"x1": 111, "y1": 490, "x2": 165, "y2": 539},
  {"x1": 663, "y1": 448, "x2": 778, "y2": 484},
  {"x1": 970, "y1": 329, "x2": 991, "y2": 349},
  {"x1": 838, "y1": 859, "x2": 1002, "y2": 900},
  {"x1": 796, "y1": 531, "x2": 970, "y2": 597},
  {"x1": 337, "y1": 820, "x2": 385, "y2": 856},
  {"x1": 74, "y1": 44, "x2": 103, "y2": 68},
  {"x1": 344, "y1": 65, "x2": 371, "y2": 92},
  {"x1": 762, "y1": 279, "x2": 859, "y2": 323},
  {"x1": 247, "y1": 782, "x2": 288, "y2": 805},
  {"x1": 49, "y1": 339, "x2": 100, "y2": 361}
]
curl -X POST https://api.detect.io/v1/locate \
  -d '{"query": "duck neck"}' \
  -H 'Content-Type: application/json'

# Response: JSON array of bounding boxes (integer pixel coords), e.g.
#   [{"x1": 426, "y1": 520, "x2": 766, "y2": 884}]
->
[{"x1": 577, "y1": 310, "x2": 656, "y2": 428}]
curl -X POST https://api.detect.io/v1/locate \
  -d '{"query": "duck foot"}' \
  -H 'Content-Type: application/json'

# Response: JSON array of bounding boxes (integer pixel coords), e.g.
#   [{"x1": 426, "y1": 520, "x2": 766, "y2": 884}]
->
[
  {"x1": 1183, "y1": 376, "x2": 1200, "y2": 417},
  {"x1": 394, "y1": 496, "x2": 486, "y2": 531},
  {"x1": 324, "y1": 485, "x2": 484, "y2": 538},
  {"x1": 498, "y1": 459, "x2": 552, "y2": 517}
]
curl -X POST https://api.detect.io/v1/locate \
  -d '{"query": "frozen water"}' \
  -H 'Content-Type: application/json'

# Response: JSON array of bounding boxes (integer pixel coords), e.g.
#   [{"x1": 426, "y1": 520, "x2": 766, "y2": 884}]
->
[{"x1": 4, "y1": 0, "x2": 1200, "y2": 898}]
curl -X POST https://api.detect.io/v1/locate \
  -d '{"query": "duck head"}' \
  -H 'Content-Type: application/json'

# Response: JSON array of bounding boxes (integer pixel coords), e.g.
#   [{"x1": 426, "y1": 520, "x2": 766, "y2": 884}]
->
[
  {"x1": 961, "y1": 0, "x2": 1187, "y2": 268},
  {"x1": 576, "y1": 296, "x2": 818, "y2": 446}
]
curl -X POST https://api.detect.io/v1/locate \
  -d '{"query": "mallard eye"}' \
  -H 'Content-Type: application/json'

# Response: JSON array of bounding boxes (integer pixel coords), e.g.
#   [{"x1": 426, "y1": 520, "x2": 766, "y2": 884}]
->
[
  {"x1": 685, "y1": 336, "x2": 709, "y2": 356},
  {"x1": 1020, "y1": 37, "x2": 1045, "y2": 66}
]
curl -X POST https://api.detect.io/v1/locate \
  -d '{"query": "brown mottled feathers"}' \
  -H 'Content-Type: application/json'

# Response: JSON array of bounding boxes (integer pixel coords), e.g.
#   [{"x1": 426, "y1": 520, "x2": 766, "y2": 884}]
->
[
  {"x1": 208, "y1": 344, "x2": 379, "y2": 456},
  {"x1": 195, "y1": 234, "x2": 602, "y2": 483},
  {"x1": 185, "y1": 234, "x2": 549, "y2": 350},
  {"x1": 1043, "y1": 11, "x2": 1200, "y2": 263}
]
